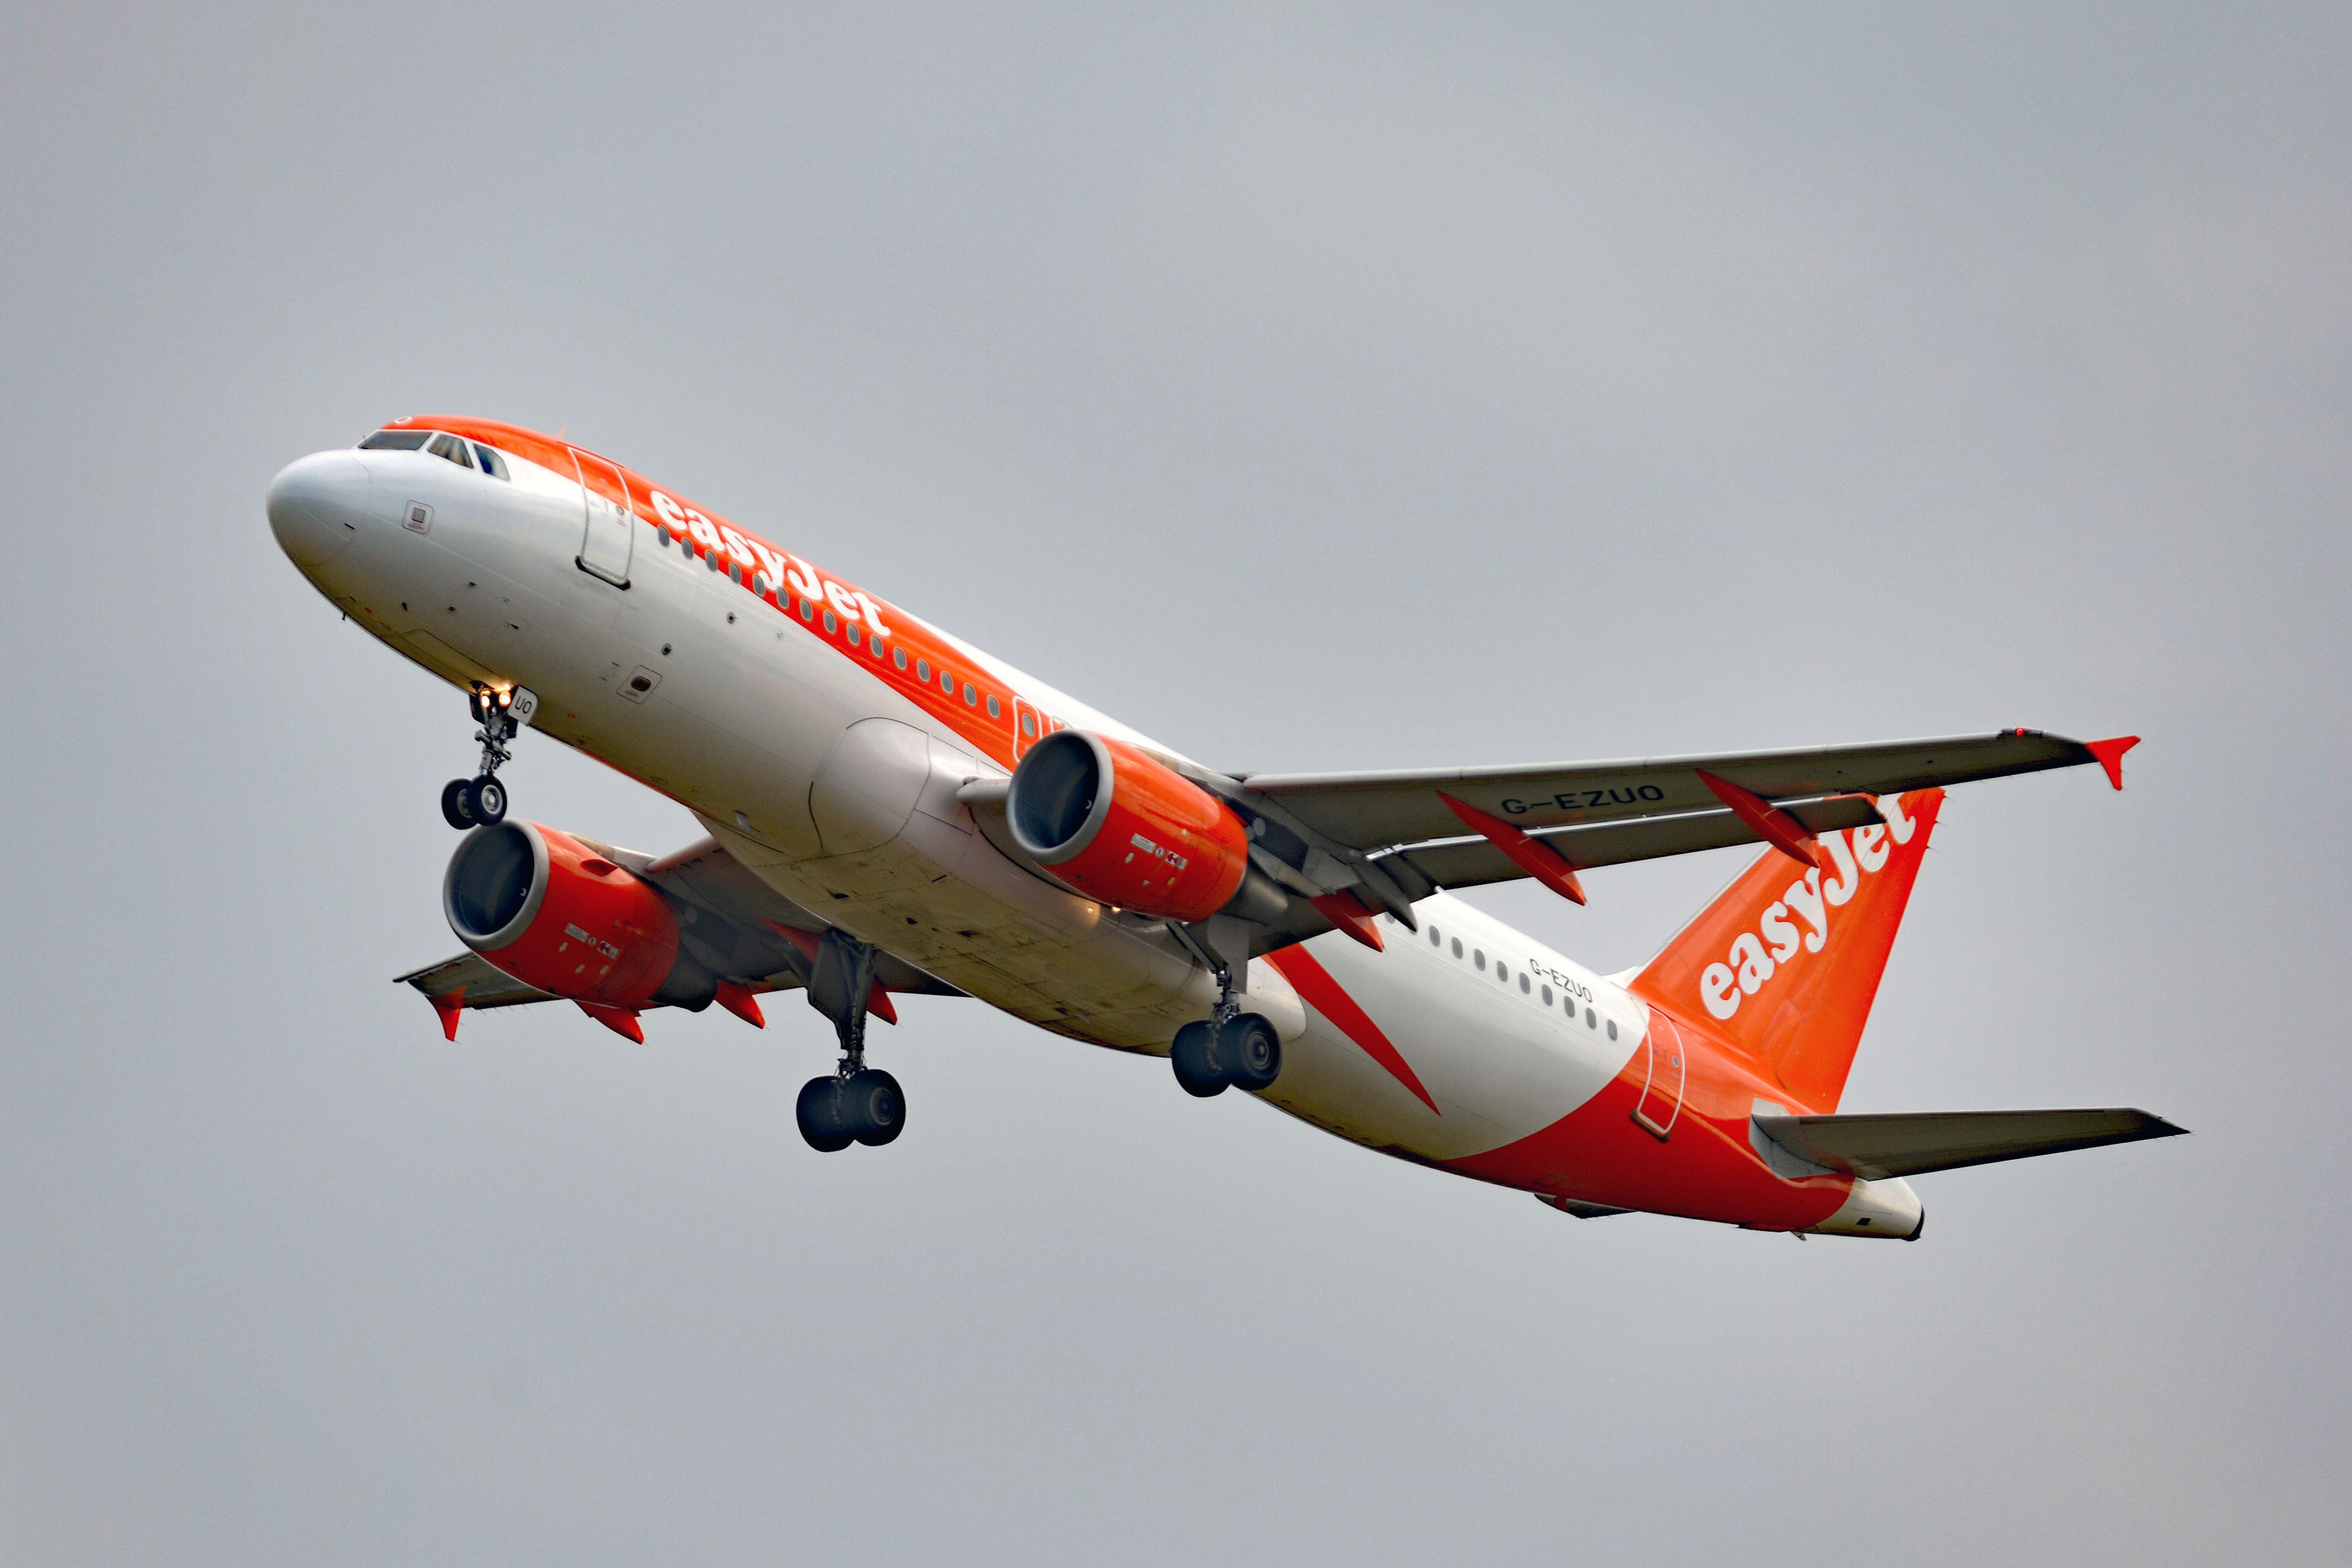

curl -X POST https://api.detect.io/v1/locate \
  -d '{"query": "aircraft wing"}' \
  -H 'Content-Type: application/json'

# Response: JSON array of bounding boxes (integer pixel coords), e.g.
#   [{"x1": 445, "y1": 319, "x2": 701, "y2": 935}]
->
[
  {"x1": 1751, "y1": 1107, "x2": 2186, "y2": 1180},
  {"x1": 396, "y1": 832, "x2": 959, "y2": 1033},
  {"x1": 1166, "y1": 727, "x2": 2136, "y2": 956},
  {"x1": 1236, "y1": 729, "x2": 2133, "y2": 853}
]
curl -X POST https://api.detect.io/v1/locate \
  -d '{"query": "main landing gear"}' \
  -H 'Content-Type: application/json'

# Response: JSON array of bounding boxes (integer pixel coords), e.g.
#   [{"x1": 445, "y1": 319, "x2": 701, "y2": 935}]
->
[
  {"x1": 441, "y1": 683, "x2": 525, "y2": 830},
  {"x1": 1170, "y1": 1013, "x2": 1282, "y2": 1097},
  {"x1": 795, "y1": 930, "x2": 908, "y2": 1152},
  {"x1": 1168, "y1": 934, "x2": 1282, "y2": 1098}
]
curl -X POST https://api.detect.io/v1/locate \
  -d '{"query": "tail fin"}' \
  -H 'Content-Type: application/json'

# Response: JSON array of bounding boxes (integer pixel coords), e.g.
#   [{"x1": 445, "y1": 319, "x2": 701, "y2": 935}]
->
[{"x1": 1630, "y1": 789, "x2": 1943, "y2": 1112}]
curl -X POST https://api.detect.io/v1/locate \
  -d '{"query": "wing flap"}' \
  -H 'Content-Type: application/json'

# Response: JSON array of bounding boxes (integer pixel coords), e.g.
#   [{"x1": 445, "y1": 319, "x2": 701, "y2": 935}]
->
[
  {"x1": 1751, "y1": 1107, "x2": 2186, "y2": 1180},
  {"x1": 1382, "y1": 794, "x2": 1885, "y2": 892}
]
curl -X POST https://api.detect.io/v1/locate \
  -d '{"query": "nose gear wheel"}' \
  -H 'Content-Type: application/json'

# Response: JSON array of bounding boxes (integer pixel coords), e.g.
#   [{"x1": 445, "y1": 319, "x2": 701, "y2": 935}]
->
[{"x1": 443, "y1": 684, "x2": 524, "y2": 830}]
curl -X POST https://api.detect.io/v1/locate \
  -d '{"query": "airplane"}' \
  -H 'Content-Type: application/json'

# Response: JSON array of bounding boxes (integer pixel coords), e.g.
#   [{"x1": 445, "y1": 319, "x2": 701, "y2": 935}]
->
[{"x1": 265, "y1": 416, "x2": 2183, "y2": 1238}]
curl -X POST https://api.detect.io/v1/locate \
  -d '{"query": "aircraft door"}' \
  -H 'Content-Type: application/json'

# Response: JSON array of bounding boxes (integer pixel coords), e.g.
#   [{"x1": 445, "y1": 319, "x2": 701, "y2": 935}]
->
[
  {"x1": 1632, "y1": 1010, "x2": 1687, "y2": 1140},
  {"x1": 1011, "y1": 697, "x2": 1042, "y2": 760},
  {"x1": 571, "y1": 448, "x2": 634, "y2": 587}
]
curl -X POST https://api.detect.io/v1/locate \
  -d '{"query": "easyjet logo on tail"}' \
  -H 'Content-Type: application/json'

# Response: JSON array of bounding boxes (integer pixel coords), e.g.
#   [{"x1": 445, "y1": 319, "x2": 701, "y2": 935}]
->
[{"x1": 1697, "y1": 795, "x2": 1920, "y2": 1020}]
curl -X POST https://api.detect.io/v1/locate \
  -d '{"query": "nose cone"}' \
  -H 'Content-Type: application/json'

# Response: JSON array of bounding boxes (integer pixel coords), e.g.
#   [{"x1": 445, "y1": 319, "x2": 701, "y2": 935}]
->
[{"x1": 267, "y1": 450, "x2": 372, "y2": 569}]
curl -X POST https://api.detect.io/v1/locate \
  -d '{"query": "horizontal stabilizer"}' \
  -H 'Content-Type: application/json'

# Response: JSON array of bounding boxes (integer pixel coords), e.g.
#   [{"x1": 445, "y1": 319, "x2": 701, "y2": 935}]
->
[{"x1": 1752, "y1": 1107, "x2": 2186, "y2": 1180}]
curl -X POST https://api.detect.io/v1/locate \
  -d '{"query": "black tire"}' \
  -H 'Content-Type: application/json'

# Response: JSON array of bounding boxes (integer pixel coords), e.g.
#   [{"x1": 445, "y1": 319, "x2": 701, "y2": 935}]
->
[
  {"x1": 441, "y1": 778, "x2": 476, "y2": 830},
  {"x1": 795, "y1": 1075, "x2": 854, "y2": 1153},
  {"x1": 1170, "y1": 1020, "x2": 1229, "y2": 1097},
  {"x1": 841, "y1": 1069, "x2": 906, "y2": 1147},
  {"x1": 470, "y1": 775, "x2": 508, "y2": 826},
  {"x1": 1223, "y1": 1013, "x2": 1282, "y2": 1092}
]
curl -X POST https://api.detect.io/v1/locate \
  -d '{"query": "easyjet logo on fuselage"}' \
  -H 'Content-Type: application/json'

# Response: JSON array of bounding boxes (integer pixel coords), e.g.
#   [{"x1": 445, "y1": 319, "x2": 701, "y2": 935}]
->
[
  {"x1": 1697, "y1": 795, "x2": 1919, "y2": 1021},
  {"x1": 647, "y1": 490, "x2": 892, "y2": 639}
]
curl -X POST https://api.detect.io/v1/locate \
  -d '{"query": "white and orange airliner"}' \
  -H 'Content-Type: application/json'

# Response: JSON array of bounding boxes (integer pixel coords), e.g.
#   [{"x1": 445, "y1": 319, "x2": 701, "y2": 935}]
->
[{"x1": 267, "y1": 417, "x2": 2182, "y2": 1238}]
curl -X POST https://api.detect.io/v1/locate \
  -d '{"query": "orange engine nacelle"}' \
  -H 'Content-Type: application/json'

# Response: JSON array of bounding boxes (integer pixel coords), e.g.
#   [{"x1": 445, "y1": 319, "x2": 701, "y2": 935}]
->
[
  {"x1": 443, "y1": 821, "x2": 714, "y2": 1010},
  {"x1": 1005, "y1": 731, "x2": 1252, "y2": 921}
]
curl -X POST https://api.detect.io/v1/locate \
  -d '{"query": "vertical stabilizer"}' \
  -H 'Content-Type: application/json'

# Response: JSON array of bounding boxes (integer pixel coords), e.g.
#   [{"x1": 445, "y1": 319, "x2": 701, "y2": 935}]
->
[{"x1": 1630, "y1": 790, "x2": 1943, "y2": 1111}]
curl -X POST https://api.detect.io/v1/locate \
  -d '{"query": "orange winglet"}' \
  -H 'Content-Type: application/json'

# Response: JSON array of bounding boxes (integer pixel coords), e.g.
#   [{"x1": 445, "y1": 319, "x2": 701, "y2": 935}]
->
[
  {"x1": 2085, "y1": 735, "x2": 2140, "y2": 791},
  {"x1": 867, "y1": 982, "x2": 899, "y2": 1025},
  {"x1": 1309, "y1": 892, "x2": 1386, "y2": 951},
  {"x1": 1438, "y1": 792, "x2": 1589, "y2": 906},
  {"x1": 576, "y1": 1001, "x2": 646, "y2": 1044},
  {"x1": 713, "y1": 980, "x2": 766, "y2": 1029},
  {"x1": 429, "y1": 987, "x2": 465, "y2": 1041},
  {"x1": 1693, "y1": 770, "x2": 1822, "y2": 870}
]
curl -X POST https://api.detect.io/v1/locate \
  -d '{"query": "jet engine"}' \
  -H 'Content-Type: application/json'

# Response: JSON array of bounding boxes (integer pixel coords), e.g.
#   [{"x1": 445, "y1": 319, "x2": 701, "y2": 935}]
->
[
  {"x1": 443, "y1": 820, "x2": 716, "y2": 1010},
  {"x1": 1005, "y1": 730, "x2": 1252, "y2": 921}
]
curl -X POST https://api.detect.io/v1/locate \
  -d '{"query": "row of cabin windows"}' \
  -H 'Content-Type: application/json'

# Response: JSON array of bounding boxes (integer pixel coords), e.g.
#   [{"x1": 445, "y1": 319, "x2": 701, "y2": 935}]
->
[
  {"x1": 1413, "y1": 920, "x2": 1617, "y2": 1038},
  {"x1": 653, "y1": 520, "x2": 1032, "y2": 729},
  {"x1": 359, "y1": 428, "x2": 511, "y2": 480}
]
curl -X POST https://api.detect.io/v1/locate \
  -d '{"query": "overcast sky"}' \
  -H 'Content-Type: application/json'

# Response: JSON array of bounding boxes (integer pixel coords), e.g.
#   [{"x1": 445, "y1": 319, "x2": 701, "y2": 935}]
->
[{"x1": 3, "y1": 4, "x2": 2346, "y2": 1563}]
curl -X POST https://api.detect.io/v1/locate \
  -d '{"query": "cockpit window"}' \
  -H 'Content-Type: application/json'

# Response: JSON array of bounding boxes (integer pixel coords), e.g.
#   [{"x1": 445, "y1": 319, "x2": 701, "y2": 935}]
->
[
  {"x1": 360, "y1": 429, "x2": 431, "y2": 451},
  {"x1": 425, "y1": 433, "x2": 476, "y2": 470},
  {"x1": 358, "y1": 425, "x2": 509, "y2": 478}
]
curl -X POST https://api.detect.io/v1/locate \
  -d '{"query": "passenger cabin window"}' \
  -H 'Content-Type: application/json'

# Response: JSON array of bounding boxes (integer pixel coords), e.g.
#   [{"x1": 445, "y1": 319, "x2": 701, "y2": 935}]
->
[
  {"x1": 425, "y1": 433, "x2": 475, "y2": 470},
  {"x1": 360, "y1": 429, "x2": 431, "y2": 451}
]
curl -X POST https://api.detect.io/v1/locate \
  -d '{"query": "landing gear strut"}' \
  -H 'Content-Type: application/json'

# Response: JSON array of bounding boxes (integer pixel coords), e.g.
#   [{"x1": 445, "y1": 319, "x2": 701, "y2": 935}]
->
[
  {"x1": 441, "y1": 683, "x2": 528, "y2": 830},
  {"x1": 794, "y1": 930, "x2": 907, "y2": 1152},
  {"x1": 1167, "y1": 925, "x2": 1282, "y2": 1098}
]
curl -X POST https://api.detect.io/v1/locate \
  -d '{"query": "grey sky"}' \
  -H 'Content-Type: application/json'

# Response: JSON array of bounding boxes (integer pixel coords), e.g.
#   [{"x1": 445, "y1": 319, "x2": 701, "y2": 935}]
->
[{"x1": 3, "y1": 4, "x2": 2346, "y2": 1562}]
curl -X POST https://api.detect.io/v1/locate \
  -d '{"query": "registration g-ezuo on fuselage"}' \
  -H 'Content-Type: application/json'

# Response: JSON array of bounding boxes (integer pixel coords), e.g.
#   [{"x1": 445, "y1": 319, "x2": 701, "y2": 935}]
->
[{"x1": 263, "y1": 416, "x2": 2179, "y2": 1234}]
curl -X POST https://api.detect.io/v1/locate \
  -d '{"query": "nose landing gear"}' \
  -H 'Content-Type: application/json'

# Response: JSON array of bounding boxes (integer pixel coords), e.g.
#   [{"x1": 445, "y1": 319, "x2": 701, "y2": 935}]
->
[
  {"x1": 794, "y1": 931, "x2": 909, "y2": 1152},
  {"x1": 440, "y1": 684, "x2": 533, "y2": 830}
]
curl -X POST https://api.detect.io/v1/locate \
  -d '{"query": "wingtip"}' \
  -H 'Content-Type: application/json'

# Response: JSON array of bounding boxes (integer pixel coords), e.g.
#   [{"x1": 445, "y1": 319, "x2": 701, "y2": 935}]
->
[{"x1": 2085, "y1": 735, "x2": 2141, "y2": 791}]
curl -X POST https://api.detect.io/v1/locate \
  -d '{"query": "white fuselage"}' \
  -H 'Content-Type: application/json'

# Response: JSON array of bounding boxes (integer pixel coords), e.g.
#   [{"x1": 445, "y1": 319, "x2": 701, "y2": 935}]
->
[{"x1": 268, "y1": 436, "x2": 1694, "y2": 1192}]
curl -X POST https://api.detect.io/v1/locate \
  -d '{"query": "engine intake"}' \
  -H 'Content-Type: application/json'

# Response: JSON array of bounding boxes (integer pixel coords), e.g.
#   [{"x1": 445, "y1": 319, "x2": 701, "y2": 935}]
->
[
  {"x1": 444, "y1": 820, "x2": 714, "y2": 1009},
  {"x1": 1006, "y1": 730, "x2": 1251, "y2": 921}
]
